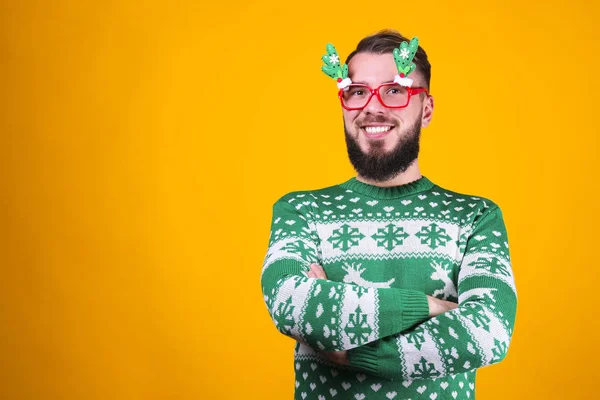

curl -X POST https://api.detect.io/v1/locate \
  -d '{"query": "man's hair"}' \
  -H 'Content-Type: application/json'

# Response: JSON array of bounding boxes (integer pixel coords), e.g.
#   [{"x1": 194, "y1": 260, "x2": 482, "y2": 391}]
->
[{"x1": 345, "y1": 29, "x2": 432, "y2": 91}]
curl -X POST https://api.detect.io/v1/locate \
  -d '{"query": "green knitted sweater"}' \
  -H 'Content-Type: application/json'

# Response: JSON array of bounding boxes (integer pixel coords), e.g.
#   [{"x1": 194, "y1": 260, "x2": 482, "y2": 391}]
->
[{"x1": 260, "y1": 175, "x2": 517, "y2": 400}]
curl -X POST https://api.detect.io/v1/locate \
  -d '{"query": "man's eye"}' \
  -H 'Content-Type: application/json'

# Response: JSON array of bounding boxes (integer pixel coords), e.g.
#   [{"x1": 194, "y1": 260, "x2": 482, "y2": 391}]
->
[{"x1": 347, "y1": 89, "x2": 365, "y2": 96}]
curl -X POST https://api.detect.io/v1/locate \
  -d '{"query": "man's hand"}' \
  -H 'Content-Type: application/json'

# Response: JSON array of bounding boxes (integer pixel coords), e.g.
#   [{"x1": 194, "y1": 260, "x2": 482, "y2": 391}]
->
[
  {"x1": 322, "y1": 350, "x2": 350, "y2": 366},
  {"x1": 307, "y1": 263, "x2": 328, "y2": 279},
  {"x1": 427, "y1": 295, "x2": 458, "y2": 317}
]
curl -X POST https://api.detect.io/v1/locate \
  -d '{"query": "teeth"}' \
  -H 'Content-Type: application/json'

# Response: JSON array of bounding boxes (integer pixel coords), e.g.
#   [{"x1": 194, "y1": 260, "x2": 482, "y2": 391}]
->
[{"x1": 364, "y1": 126, "x2": 392, "y2": 134}]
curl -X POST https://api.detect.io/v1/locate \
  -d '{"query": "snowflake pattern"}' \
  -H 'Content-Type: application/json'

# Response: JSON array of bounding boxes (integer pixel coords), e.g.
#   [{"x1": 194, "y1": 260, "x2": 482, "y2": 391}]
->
[
  {"x1": 400, "y1": 48, "x2": 410, "y2": 59},
  {"x1": 410, "y1": 356, "x2": 441, "y2": 379},
  {"x1": 406, "y1": 330, "x2": 426, "y2": 350},
  {"x1": 351, "y1": 283, "x2": 368, "y2": 298},
  {"x1": 466, "y1": 309, "x2": 491, "y2": 331},
  {"x1": 415, "y1": 223, "x2": 453, "y2": 249},
  {"x1": 344, "y1": 305, "x2": 372, "y2": 345},
  {"x1": 371, "y1": 223, "x2": 409, "y2": 251},
  {"x1": 491, "y1": 338, "x2": 508, "y2": 362},
  {"x1": 275, "y1": 297, "x2": 295, "y2": 333},
  {"x1": 328, "y1": 54, "x2": 340, "y2": 65},
  {"x1": 468, "y1": 256, "x2": 511, "y2": 276},
  {"x1": 327, "y1": 224, "x2": 365, "y2": 252},
  {"x1": 282, "y1": 240, "x2": 318, "y2": 262}
]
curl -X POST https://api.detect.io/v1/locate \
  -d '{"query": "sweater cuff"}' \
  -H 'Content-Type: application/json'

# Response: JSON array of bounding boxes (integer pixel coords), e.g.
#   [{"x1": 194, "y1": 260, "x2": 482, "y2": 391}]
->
[
  {"x1": 378, "y1": 289, "x2": 429, "y2": 335},
  {"x1": 347, "y1": 341, "x2": 381, "y2": 375}
]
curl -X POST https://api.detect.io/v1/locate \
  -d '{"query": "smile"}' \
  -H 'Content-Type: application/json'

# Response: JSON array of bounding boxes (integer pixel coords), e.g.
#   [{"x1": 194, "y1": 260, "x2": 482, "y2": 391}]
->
[
  {"x1": 364, "y1": 126, "x2": 392, "y2": 134},
  {"x1": 362, "y1": 125, "x2": 394, "y2": 138}
]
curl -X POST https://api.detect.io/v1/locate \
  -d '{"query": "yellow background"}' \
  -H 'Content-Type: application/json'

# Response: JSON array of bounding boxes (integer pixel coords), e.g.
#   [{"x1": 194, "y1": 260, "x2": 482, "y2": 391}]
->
[{"x1": 1, "y1": 0, "x2": 598, "y2": 399}]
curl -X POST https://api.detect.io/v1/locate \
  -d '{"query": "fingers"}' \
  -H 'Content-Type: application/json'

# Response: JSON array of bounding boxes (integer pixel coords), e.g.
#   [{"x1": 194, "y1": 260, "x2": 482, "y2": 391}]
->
[
  {"x1": 308, "y1": 264, "x2": 321, "y2": 278},
  {"x1": 321, "y1": 350, "x2": 350, "y2": 366},
  {"x1": 439, "y1": 298, "x2": 458, "y2": 311},
  {"x1": 308, "y1": 263, "x2": 328, "y2": 280},
  {"x1": 445, "y1": 300, "x2": 459, "y2": 311},
  {"x1": 311, "y1": 264, "x2": 328, "y2": 279},
  {"x1": 427, "y1": 296, "x2": 459, "y2": 317}
]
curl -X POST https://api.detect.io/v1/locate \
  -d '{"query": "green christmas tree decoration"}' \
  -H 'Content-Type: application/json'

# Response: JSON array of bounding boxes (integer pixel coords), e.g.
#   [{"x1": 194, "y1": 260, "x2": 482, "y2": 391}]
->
[
  {"x1": 393, "y1": 37, "x2": 419, "y2": 86},
  {"x1": 321, "y1": 43, "x2": 352, "y2": 89}
]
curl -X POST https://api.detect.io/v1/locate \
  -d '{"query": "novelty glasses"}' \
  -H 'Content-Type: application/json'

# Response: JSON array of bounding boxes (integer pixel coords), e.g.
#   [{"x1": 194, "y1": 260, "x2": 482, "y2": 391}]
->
[{"x1": 339, "y1": 83, "x2": 428, "y2": 111}]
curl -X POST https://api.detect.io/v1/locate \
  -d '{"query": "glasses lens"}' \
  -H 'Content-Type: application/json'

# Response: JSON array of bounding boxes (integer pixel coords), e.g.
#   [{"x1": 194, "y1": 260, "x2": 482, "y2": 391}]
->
[
  {"x1": 378, "y1": 84, "x2": 409, "y2": 107},
  {"x1": 341, "y1": 85, "x2": 371, "y2": 109}
]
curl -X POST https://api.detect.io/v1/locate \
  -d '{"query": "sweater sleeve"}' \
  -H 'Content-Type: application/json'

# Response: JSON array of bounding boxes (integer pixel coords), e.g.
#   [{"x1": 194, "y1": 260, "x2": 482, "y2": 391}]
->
[
  {"x1": 347, "y1": 205, "x2": 517, "y2": 380},
  {"x1": 261, "y1": 196, "x2": 430, "y2": 352}
]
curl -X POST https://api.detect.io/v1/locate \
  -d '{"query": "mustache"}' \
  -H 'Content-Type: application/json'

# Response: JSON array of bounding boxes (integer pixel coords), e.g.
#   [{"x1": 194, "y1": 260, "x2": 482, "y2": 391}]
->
[{"x1": 358, "y1": 115, "x2": 397, "y2": 125}]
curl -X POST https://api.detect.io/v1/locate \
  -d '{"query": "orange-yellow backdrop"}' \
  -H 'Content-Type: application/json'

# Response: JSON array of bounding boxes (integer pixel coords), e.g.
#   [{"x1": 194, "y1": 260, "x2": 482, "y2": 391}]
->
[{"x1": 1, "y1": 0, "x2": 599, "y2": 399}]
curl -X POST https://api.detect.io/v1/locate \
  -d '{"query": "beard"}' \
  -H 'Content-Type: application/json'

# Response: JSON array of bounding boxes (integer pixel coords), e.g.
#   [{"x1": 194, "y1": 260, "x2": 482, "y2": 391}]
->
[{"x1": 344, "y1": 116, "x2": 422, "y2": 182}]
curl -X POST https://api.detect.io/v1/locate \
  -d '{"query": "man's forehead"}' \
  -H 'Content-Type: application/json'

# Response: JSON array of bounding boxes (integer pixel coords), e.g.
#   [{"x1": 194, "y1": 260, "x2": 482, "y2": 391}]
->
[
  {"x1": 348, "y1": 52, "x2": 398, "y2": 82},
  {"x1": 348, "y1": 51, "x2": 423, "y2": 87}
]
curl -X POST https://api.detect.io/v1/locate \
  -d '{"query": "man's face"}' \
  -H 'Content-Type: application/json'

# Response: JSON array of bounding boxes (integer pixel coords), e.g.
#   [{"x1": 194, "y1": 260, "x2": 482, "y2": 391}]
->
[{"x1": 343, "y1": 52, "x2": 433, "y2": 181}]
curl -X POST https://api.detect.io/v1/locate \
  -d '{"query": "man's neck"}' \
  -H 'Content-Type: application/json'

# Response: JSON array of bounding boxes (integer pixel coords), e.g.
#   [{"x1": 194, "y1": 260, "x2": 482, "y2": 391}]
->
[{"x1": 355, "y1": 161, "x2": 422, "y2": 188}]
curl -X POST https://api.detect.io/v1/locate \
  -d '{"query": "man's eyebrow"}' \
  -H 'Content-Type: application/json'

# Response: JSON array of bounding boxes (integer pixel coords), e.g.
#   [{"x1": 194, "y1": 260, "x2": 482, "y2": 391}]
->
[{"x1": 351, "y1": 80, "x2": 396, "y2": 85}]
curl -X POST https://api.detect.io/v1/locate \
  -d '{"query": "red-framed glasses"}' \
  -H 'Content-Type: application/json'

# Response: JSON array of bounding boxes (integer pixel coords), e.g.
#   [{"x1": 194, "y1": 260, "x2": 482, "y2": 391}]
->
[{"x1": 338, "y1": 83, "x2": 429, "y2": 111}]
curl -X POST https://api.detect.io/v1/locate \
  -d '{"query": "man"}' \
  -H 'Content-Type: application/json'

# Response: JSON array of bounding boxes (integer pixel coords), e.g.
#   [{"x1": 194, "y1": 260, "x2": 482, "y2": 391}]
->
[{"x1": 260, "y1": 29, "x2": 517, "y2": 400}]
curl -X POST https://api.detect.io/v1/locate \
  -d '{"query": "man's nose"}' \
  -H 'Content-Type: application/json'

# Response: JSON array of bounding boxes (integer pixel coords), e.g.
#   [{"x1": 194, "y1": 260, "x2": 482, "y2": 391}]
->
[{"x1": 363, "y1": 92, "x2": 386, "y2": 114}]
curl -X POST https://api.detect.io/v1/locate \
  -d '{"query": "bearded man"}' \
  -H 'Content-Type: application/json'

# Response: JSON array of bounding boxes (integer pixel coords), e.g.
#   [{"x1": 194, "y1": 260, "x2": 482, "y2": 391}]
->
[{"x1": 260, "y1": 29, "x2": 517, "y2": 400}]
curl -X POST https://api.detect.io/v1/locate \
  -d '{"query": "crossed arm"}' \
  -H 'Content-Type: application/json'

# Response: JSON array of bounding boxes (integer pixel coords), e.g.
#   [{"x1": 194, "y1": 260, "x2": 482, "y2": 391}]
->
[
  {"x1": 261, "y1": 197, "x2": 517, "y2": 380},
  {"x1": 306, "y1": 263, "x2": 457, "y2": 366},
  {"x1": 307, "y1": 209, "x2": 517, "y2": 380},
  {"x1": 261, "y1": 198, "x2": 458, "y2": 354}
]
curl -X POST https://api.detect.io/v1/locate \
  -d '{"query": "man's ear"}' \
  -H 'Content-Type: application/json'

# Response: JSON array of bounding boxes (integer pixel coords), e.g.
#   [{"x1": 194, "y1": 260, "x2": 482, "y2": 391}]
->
[{"x1": 421, "y1": 94, "x2": 434, "y2": 128}]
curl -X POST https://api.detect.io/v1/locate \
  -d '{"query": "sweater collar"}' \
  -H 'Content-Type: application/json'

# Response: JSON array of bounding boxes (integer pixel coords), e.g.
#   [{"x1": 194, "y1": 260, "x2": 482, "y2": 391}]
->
[{"x1": 340, "y1": 175, "x2": 435, "y2": 200}]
